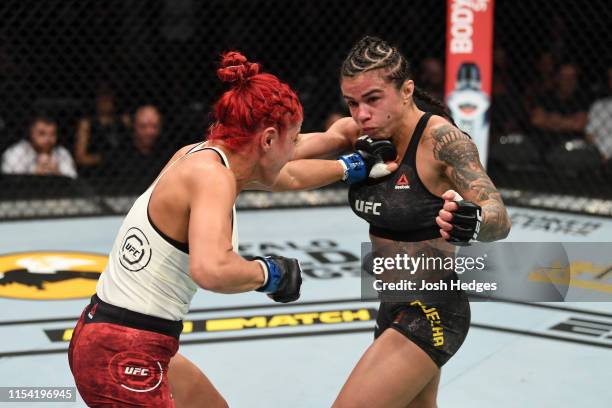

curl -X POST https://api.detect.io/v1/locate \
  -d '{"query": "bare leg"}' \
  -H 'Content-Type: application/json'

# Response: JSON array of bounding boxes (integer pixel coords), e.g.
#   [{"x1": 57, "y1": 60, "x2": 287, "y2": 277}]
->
[
  {"x1": 168, "y1": 353, "x2": 228, "y2": 408},
  {"x1": 332, "y1": 329, "x2": 439, "y2": 408}
]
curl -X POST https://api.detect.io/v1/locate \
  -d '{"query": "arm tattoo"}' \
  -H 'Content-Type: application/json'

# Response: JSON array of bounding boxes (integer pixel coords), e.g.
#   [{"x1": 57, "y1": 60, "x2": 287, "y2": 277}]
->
[
  {"x1": 478, "y1": 198, "x2": 509, "y2": 242},
  {"x1": 432, "y1": 125, "x2": 489, "y2": 197},
  {"x1": 432, "y1": 125, "x2": 511, "y2": 241}
]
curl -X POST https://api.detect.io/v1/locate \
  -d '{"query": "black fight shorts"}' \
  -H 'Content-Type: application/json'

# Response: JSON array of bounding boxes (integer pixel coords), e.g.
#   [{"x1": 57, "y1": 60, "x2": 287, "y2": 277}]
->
[{"x1": 374, "y1": 291, "x2": 471, "y2": 367}]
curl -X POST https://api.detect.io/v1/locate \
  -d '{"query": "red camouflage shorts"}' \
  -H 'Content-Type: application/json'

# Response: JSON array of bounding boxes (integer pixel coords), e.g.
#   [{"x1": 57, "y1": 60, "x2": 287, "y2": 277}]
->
[{"x1": 68, "y1": 295, "x2": 182, "y2": 407}]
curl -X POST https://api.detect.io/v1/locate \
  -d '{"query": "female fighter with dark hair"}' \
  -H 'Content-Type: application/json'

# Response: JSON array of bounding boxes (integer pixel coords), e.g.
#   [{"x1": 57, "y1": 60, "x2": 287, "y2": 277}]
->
[{"x1": 293, "y1": 36, "x2": 511, "y2": 407}]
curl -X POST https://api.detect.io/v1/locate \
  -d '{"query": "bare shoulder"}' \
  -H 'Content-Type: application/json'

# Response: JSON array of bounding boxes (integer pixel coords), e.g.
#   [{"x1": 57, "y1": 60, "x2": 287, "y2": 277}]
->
[
  {"x1": 163, "y1": 143, "x2": 200, "y2": 167},
  {"x1": 422, "y1": 115, "x2": 466, "y2": 142},
  {"x1": 182, "y1": 150, "x2": 236, "y2": 195},
  {"x1": 156, "y1": 143, "x2": 201, "y2": 176},
  {"x1": 174, "y1": 143, "x2": 201, "y2": 159},
  {"x1": 427, "y1": 114, "x2": 454, "y2": 130},
  {"x1": 423, "y1": 116, "x2": 479, "y2": 165}
]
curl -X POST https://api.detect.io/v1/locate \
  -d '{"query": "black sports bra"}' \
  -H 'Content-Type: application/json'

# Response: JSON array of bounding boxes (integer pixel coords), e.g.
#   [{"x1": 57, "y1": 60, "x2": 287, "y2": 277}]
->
[{"x1": 348, "y1": 113, "x2": 444, "y2": 242}]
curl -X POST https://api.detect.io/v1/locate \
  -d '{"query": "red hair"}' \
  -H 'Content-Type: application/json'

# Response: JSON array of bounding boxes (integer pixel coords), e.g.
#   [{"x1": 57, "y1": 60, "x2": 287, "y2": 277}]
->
[{"x1": 208, "y1": 51, "x2": 303, "y2": 151}]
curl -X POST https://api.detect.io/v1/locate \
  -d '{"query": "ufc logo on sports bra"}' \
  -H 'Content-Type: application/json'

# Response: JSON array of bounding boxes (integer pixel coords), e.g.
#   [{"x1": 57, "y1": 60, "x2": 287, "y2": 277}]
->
[{"x1": 355, "y1": 200, "x2": 382, "y2": 215}]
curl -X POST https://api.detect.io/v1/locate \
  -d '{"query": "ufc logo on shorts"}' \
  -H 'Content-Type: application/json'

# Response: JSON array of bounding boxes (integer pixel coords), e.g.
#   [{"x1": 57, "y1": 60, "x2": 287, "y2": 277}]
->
[
  {"x1": 355, "y1": 200, "x2": 381, "y2": 215},
  {"x1": 125, "y1": 366, "x2": 149, "y2": 376}
]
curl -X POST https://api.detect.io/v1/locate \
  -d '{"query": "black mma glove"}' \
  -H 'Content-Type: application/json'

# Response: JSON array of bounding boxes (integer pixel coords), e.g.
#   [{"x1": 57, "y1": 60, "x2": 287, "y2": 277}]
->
[
  {"x1": 447, "y1": 200, "x2": 482, "y2": 246},
  {"x1": 255, "y1": 255, "x2": 302, "y2": 303},
  {"x1": 338, "y1": 136, "x2": 397, "y2": 184}
]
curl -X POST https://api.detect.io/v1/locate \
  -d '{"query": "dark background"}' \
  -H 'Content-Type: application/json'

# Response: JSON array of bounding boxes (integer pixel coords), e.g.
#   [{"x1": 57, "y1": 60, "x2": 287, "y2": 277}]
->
[{"x1": 0, "y1": 0, "x2": 611, "y2": 216}]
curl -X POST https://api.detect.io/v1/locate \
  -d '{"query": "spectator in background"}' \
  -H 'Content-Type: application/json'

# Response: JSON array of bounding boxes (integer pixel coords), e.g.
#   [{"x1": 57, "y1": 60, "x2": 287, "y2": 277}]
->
[
  {"x1": 524, "y1": 51, "x2": 557, "y2": 110},
  {"x1": 1, "y1": 114, "x2": 77, "y2": 178},
  {"x1": 490, "y1": 46, "x2": 528, "y2": 137},
  {"x1": 530, "y1": 62, "x2": 588, "y2": 150},
  {"x1": 125, "y1": 104, "x2": 164, "y2": 160},
  {"x1": 109, "y1": 105, "x2": 168, "y2": 192},
  {"x1": 73, "y1": 86, "x2": 130, "y2": 177},
  {"x1": 417, "y1": 57, "x2": 444, "y2": 102},
  {"x1": 586, "y1": 67, "x2": 612, "y2": 164}
]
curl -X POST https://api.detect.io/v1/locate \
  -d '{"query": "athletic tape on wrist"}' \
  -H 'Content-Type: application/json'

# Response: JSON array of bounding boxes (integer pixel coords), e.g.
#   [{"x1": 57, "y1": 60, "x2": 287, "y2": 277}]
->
[
  {"x1": 338, "y1": 154, "x2": 367, "y2": 184},
  {"x1": 255, "y1": 259, "x2": 269, "y2": 287},
  {"x1": 337, "y1": 159, "x2": 349, "y2": 181}
]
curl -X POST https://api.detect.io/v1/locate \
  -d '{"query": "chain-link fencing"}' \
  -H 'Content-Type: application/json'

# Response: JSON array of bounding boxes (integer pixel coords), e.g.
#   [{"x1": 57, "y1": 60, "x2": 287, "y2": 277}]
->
[
  {"x1": 0, "y1": 0, "x2": 610, "y2": 219},
  {"x1": 488, "y1": 0, "x2": 612, "y2": 213}
]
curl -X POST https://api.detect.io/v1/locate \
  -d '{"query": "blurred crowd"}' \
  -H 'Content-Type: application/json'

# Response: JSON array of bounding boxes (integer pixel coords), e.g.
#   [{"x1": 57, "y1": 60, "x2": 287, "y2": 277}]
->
[
  {"x1": 324, "y1": 52, "x2": 612, "y2": 175},
  {"x1": 489, "y1": 47, "x2": 612, "y2": 173},
  {"x1": 1, "y1": 86, "x2": 175, "y2": 194},
  {"x1": 0, "y1": 1, "x2": 610, "y2": 206},
  {"x1": 2, "y1": 55, "x2": 611, "y2": 196}
]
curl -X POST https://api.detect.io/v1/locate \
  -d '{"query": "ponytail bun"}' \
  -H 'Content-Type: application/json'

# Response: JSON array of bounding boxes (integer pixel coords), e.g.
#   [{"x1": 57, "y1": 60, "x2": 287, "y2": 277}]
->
[{"x1": 217, "y1": 51, "x2": 261, "y2": 84}]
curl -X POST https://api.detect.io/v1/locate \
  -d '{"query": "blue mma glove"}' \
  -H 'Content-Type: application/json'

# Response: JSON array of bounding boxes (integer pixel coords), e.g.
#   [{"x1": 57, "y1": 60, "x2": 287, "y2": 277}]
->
[
  {"x1": 255, "y1": 255, "x2": 302, "y2": 303},
  {"x1": 338, "y1": 136, "x2": 397, "y2": 184}
]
